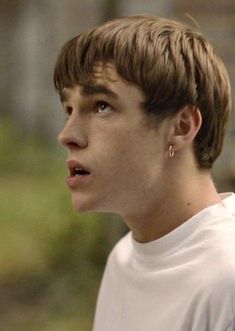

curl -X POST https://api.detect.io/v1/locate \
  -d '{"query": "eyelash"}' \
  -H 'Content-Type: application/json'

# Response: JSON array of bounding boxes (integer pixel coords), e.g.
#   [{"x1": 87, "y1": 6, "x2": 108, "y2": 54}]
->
[
  {"x1": 65, "y1": 106, "x2": 73, "y2": 116},
  {"x1": 63, "y1": 100, "x2": 112, "y2": 119},
  {"x1": 95, "y1": 101, "x2": 112, "y2": 113}
]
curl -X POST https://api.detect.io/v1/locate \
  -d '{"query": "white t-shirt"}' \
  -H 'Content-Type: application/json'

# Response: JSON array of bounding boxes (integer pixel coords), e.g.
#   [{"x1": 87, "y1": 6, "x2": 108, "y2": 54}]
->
[{"x1": 93, "y1": 193, "x2": 235, "y2": 331}]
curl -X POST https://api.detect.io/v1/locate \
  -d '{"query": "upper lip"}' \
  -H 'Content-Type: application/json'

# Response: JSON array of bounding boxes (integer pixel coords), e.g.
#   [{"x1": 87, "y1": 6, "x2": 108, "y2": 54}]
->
[{"x1": 67, "y1": 160, "x2": 91, "y2": 176}]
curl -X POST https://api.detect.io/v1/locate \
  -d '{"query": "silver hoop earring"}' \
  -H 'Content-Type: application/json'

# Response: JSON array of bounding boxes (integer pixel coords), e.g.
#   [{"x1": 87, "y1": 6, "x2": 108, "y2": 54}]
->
[{"x1": 169, "y1": 145, "x2": 175, "y2": 158}]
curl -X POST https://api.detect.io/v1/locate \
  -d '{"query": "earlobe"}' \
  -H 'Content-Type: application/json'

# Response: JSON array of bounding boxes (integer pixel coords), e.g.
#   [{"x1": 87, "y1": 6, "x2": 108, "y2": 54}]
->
[
  {"x1": 168, "y1": 145, "x2": 175, "y2": 158},
  {"x1": 169, "y1": 106, "x2": 202, "y2": 150}
]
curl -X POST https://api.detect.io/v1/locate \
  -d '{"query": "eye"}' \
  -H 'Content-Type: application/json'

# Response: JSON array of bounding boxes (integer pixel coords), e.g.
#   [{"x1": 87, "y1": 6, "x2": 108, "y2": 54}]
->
[
  {"x1": 96, "y1": 101, "x2": 112, "y2": 114},
  {"x1": 63, "y1": 106, "x2": 73, "y2": 120},
  {"x1": 65, "y1": 106, "x2": 73, "y2": 116}
]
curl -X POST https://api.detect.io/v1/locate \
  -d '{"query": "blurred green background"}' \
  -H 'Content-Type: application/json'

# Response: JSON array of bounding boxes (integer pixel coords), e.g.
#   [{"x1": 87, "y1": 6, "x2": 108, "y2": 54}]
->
[
  {"x1": 0, "y1": 115, "x2": 126, "y2": 330},
  {"x1": 1, "y1": 0, "x2": 235, "y2": 330}
]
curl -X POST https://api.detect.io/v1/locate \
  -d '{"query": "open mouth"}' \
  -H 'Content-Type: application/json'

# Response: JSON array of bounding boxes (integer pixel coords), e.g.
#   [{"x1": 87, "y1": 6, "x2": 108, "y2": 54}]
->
[
  {"x1": 72, "y1": 167, "x2": 91, "y2": 176},
  {"x1": 67, "y1": 160, "x2": 91, "y2": 180},
  {"x1": 66, "y1": 161, "x2": 91, "y2": 188}
]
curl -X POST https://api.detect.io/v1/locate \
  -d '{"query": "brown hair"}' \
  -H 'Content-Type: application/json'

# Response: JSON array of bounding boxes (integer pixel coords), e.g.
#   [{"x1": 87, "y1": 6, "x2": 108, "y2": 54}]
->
[{"x1": 54, "y1": 15, "x2": 232, "y2": 169}]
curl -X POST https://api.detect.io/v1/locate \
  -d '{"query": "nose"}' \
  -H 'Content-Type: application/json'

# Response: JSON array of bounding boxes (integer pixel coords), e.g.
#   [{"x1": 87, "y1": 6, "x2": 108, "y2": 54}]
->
[{"x1": 57, "y1": 116, "x2": 87, "y2": 149}]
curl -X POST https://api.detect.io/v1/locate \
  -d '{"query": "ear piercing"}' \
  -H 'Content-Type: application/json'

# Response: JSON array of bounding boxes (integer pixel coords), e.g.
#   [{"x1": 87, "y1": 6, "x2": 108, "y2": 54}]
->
[{"x1": 168, "y1": 145, "x2": 175, "y2": 158}]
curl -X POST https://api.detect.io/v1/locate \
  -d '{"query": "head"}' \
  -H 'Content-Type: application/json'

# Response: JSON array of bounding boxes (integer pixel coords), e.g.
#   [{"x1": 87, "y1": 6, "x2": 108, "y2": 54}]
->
[
  {"x1": 53, "y1": 15, "x2": 232, "y2": 216},
  {"x1": 54, "y1": 14, "x2": 232, "y2": 170}
]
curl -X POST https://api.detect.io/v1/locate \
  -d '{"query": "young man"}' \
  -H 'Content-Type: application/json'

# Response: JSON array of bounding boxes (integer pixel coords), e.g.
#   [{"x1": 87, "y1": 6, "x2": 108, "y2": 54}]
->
[{"x1": 54, "y1": 15, "x2": 235, "y2": 331}]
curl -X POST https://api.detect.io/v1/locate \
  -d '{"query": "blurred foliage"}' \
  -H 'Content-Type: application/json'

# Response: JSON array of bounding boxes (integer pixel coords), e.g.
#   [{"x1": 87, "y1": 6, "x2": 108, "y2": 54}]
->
[{"x1": 0, "y1": 115, "x2": 126, "y2": 331}]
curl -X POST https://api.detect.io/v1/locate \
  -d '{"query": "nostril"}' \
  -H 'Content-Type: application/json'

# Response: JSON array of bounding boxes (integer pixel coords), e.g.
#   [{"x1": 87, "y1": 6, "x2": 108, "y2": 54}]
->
[
  {"x1": 67, "y1": 141, "x2": 80, "y2": 149},
  {"x1": 57, "y1": 131, "x2": 78, "y2": 148},
  {"x1": 57, "y1": 129, "x2": 86, "y2": 149}
]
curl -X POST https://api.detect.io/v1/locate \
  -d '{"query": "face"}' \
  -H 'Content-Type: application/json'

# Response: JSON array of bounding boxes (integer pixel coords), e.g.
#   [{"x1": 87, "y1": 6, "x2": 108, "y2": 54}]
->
[{"x1": 58, "y1": 63, "x2": 171, "y2": 217}]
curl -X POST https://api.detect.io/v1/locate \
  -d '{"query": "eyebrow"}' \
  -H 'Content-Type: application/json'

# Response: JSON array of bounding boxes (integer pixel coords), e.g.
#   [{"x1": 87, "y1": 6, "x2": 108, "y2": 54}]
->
[
  {"x1": 59, "y1": 83, "x2": 119, "y2": 103},
  {"x1": 81, "y1": 83, "x2": 119, "y2": 100}
]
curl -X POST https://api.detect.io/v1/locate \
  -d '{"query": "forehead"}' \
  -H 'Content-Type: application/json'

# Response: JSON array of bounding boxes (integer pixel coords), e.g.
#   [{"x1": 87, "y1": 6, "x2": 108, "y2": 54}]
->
[
  {"x1": 59, "y1": 62, "x2": 120, "y2": 102},
  {"x1": 60, "y1": 62, "x2": 145, "y2": 103}
]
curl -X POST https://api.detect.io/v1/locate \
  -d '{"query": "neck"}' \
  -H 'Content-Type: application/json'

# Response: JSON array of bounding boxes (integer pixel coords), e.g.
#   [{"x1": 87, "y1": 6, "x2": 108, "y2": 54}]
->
[{"x1": 121, "y1": 168, "x2": 221, "y2": 243}]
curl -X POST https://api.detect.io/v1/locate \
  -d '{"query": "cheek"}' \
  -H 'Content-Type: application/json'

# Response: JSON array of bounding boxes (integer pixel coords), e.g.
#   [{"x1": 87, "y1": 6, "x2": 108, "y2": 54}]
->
[
  {"x1": 92, "y1": 120, "x2": 164, "y2": 185},
  {"x1": 87, "y1": 128, "x2": 165, "y2": 213},
  {"x1": 104, "y1": 129, "x2": 138, "y2": 162},
  {"x1": 97, "y1": 130, "x2": 148, "y2": 187}
]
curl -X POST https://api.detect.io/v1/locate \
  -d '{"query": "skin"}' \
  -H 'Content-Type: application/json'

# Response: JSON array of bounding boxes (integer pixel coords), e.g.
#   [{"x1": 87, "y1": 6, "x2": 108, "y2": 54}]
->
[{"x1": 58, "y1": 62, "x2": 221, "y2": 243}]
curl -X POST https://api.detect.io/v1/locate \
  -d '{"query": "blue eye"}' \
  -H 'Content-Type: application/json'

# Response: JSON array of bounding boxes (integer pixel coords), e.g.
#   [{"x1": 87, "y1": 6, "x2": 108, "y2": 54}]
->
[{"x1": 96, "y1": 101, "x2": 112, "y2": 113}]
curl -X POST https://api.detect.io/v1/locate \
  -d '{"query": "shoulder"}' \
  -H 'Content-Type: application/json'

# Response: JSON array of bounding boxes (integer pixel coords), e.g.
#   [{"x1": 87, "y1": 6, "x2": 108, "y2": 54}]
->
[
  {"x1": 105, "y1": 231, "x2": 133, "y2": 269},
  {"x1": 192, "y1": 213, "x2": 235, "y2": 298},
  {"x1": 109, "y1": 231, "x2": 132, "y2": 259}
]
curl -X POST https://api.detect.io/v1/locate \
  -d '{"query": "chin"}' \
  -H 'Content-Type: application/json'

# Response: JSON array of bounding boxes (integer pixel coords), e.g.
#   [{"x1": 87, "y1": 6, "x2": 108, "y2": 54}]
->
[
  {"x1": 71, "y1": 194, "x2": 103, "y2": 213},
  {"x1": 72, "y1": 198, "x2": 93, "y2": 213},
  {"x1": 71, "y1": 195, "x2": 116, "y2": 214}
]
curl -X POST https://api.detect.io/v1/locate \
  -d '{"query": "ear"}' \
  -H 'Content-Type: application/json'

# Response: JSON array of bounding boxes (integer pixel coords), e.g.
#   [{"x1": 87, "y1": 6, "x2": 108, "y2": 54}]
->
[{"x1": 168, "y1": 106, "x2": 202, "y2": 151}]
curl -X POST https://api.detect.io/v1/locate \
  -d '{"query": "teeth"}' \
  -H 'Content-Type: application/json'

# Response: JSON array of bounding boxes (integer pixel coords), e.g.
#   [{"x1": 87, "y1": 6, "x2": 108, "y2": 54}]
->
[
  {"x1": 73, "y1": 167, "x2": 89, "y2": 176},
  {"x1": 75, "y1": 168, "x2": 82, "y2": 175}
]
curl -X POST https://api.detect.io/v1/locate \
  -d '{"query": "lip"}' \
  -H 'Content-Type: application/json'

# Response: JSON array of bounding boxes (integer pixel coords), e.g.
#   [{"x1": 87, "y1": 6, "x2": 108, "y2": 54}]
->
[
  {"x1": 66, "y1": 159, "x2": 92, "y2": 189},
  {"x1": 67, "y1": 160, "x2": 91, "y2": 175}
]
